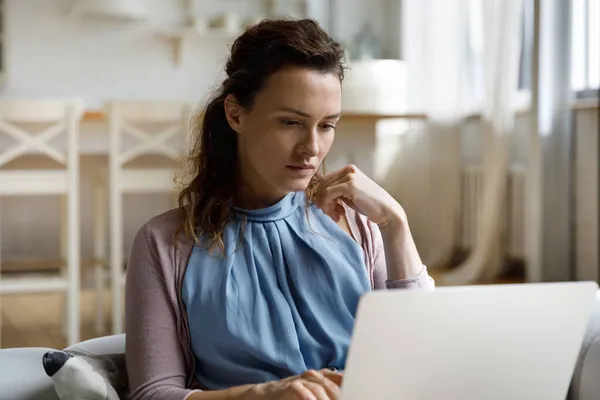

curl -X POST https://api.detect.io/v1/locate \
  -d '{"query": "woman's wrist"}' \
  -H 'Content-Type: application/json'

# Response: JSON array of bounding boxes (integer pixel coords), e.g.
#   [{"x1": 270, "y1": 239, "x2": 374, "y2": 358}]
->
[
  {"x1": 378, "y1": 205, "x2": 409, "y2": 236},
  {"x1": 378, "y1": 206, "x2": 424, "y2": 281}
]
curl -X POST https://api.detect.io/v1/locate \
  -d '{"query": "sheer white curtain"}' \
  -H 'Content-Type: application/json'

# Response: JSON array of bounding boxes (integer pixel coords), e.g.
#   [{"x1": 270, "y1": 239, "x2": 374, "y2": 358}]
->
[
  {"x1": 383, "y1": 0, "x2": 523, "y2": 283},
  {"x1": 444, "y1": 0, "x2": 524, "y2": 284},
  {"x1": 381, "y1": 0, "x2": 468, "y2": 269}
]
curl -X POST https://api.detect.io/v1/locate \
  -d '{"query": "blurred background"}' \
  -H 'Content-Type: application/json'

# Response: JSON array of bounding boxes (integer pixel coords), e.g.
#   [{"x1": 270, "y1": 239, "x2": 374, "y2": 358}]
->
[{"x1": 0, "y1": 0, "x2": 598, "y2": 349}]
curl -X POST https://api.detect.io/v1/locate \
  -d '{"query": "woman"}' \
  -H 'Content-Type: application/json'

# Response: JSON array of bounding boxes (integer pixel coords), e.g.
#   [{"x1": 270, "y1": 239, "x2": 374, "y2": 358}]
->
[{"x1": 125, "y1": 18, "x2": 434, "y2": 400}]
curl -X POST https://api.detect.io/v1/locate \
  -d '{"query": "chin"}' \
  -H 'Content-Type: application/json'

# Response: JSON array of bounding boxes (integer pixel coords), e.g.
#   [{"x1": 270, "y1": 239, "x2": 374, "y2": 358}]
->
[{"x1": 278, "y1": 178, "x2": 312, "y2": 193}]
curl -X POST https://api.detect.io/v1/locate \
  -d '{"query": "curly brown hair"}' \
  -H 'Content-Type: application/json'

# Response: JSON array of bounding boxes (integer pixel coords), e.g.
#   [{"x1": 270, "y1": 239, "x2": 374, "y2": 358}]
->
[{"x1": 177, "y1": 18, "x2": 347, "y2": 254}]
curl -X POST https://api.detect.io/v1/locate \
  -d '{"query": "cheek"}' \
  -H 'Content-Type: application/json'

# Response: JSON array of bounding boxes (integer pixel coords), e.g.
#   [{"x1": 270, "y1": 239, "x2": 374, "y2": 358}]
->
[
  {"x1": 319, "y1": 131, "x2": 335, "y2": 157},
  {"x1": 252, "y1": 126, "x2": 295, "y2": 155},
  {"x1": 252, "y1": 131, "x2": 284, "y2": 155},
  {"x1": 242, "y1": 126, "x2": 290, "y2": 168}
]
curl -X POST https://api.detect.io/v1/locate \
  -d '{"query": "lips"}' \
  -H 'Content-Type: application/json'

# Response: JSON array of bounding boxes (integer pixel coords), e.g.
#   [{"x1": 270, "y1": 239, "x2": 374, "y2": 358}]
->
[
  {"x1": 287, "y1": 165, "x2": 315, "y2": 170},
  {"x1": 286, "y1": 165, "x2": 316, "y2": 177}
]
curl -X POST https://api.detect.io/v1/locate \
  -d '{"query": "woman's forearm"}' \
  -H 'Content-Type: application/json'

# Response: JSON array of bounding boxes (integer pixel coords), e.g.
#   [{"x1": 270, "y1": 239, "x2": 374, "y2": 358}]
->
[{"x1": 379, "y1": 212, "x2": 424, "y2": 281}]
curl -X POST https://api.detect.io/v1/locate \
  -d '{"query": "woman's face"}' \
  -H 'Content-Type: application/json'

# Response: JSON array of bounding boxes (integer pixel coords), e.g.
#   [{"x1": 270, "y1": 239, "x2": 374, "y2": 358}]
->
[{"x1": 225, "y1": 66, "x2": 341, "y2": 207}]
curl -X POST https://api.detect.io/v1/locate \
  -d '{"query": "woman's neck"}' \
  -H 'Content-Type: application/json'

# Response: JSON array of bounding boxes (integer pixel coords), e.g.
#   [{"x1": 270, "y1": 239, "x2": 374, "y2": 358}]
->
[
  {"x1": 234, "y1": 155, "x2": 290, "y2": 209},
  {"x1": 234, "y1": 183, "x2": 288, "y2": 210}
]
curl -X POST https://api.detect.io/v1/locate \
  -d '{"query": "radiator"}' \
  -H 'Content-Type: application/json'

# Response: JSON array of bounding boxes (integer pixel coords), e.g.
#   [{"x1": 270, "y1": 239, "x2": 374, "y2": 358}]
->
[{"x1": 458, "y1": 165, "x2": 527, "y2": 260}]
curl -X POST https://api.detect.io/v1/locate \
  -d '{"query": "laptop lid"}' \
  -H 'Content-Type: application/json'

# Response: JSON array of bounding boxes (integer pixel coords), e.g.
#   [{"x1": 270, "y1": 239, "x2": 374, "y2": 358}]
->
[{"x1": 341, "y1": 281, "x2": 598, "y2": 400}]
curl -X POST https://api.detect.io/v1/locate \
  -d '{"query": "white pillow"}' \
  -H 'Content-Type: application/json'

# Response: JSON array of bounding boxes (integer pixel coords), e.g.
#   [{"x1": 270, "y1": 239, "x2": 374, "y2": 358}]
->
[{"x1": 42, "y1": 350, "x2": 128, "y2": 400}]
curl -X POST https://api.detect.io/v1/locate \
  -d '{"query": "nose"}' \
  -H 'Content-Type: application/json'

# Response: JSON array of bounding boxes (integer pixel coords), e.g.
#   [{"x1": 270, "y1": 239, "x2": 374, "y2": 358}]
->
[
  {"x1": 300, "y1": 129, "x2": 319, "y2": 157},
  {"x1": 42, "y1": 350, "x2": 73, "y2": 377}
]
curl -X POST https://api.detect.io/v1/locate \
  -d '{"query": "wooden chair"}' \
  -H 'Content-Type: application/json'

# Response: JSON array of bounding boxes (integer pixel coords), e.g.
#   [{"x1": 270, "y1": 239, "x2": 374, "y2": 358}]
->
[
  {"x1": 92, "y1": 100, "x2": 193, "y2": 335},
  {"x1": 0, "y1": 99, "x2": 84, "y2": 346}
]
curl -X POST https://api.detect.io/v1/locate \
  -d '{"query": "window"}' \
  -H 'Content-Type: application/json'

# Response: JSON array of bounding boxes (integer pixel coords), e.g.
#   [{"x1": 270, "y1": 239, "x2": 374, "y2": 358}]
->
[
  {"x1": 572, "y1": 0, "x2": 599, "y2": 97},
  {"x1": 518, "y1": 0, "x2": 534, "y2": 91},
  {"x1": 467, "y1": 0, "x2": 598, "y2": 107}
]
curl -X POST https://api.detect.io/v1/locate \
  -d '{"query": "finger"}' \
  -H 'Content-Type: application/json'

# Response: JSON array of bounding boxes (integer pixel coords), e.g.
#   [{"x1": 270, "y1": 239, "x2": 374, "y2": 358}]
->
[
  {"x1": 319, "y1": 183, "x2": 353, "y2": 214},
  {"x1": 288, "y1": 380, "x2": 317, "y2": 400},
  {"x1": 302, "y1": 381, "x2": 332, "y2": 400},
  {"x1": 327, "y1": 202, "x2": 345, "y2": 223},
  {"x1": 302, "y1": 370, "x2": 341, "y2": 399},
  {"x1": 320, "y1": 196, "x2": 343, "y2": 219},
  {"x1": 318, "y1": 170, "x2": 356, "y2": 208},
  {"x1": 339, "y1": 197, "x2": 356, "y2": 209},
  {"x1": 319, "y1": 369, "x2": 344, "y2": 387},
  {"x1": 315, "y1": 166, "x2": 353, "y2": 205},
  {"x1": 315, "y1": 170, "x2": 341, "y2": 198},
  {"x1": 323, "y1": 164, "x2": 359, "y2": 185},
  {"x1": 333, "y1": 202, "x2": 345, "y2": 217},
  {"x1": 320, "y1": 166, "x2": 350, "y2": 186}
]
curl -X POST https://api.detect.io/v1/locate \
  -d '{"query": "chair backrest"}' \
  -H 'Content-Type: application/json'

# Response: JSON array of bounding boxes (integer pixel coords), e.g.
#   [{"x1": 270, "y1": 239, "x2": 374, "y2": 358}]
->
[
  {"x1": 103, "y1": 100, "x2": 194, "y2": 168},
  {"x1": 0, "y1": 99, "x2": 84, "y2": 169}
]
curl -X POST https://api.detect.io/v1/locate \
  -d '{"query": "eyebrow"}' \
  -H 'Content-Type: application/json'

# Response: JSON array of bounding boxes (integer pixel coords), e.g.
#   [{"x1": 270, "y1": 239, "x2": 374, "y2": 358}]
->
[{"x1": 277, "y1": 107, "x2": 341, "y2": 119}]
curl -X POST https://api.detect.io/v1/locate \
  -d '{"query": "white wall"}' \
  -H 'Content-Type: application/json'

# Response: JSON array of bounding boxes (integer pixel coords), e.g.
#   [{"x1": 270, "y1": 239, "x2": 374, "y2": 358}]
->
[
  {"x1": 0, "y1": 0, "x2": 232, "y2": 108},
  {"x1": 0, "y1": 0, "x2": 391, "y2": 108}
]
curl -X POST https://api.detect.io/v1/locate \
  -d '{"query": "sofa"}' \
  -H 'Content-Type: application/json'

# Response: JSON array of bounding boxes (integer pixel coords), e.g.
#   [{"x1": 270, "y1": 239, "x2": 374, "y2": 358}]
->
[
  {"x1": 0, "y1": 332, "x2": 125, "y2": 399},
  {"x1": 1, "y1": 291, "x2": 600, "y2": 400}
]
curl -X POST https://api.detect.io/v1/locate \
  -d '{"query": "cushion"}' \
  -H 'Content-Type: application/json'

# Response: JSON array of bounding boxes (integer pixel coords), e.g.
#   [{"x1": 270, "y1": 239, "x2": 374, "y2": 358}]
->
[
  {"x1": 38, "y1": 335, "x2": 128, "y2": 400},
  {"x1": 42, "y1": 350, "x2": 128, "y2": 400}
]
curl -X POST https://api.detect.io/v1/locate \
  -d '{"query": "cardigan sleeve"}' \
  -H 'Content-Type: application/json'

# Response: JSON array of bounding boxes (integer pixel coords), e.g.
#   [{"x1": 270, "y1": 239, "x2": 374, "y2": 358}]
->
[{"x1": 125, "y1": 223, "x2": 202, "y2": 400}]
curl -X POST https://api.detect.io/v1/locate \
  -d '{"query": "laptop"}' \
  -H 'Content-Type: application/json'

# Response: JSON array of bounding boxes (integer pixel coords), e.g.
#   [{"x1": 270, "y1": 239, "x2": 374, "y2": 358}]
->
[{"x1": 341, "y1": 281, "x2": 598, "y2": 400}]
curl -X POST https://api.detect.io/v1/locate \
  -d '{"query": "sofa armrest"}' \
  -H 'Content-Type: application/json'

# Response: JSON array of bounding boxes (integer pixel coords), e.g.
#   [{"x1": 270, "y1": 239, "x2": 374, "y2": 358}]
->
[
  {"x1": 64, "y1": 333, "x2": 125, "y2": 355},
  {"x1": 569, "y1": 292, "x2": 600, "y2": 400}
]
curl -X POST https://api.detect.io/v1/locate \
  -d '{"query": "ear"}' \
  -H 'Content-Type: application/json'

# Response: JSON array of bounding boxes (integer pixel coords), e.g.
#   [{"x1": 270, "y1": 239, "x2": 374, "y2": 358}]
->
[{"x1": 224, "y1": 94, "x2": 244, "y2": 134}]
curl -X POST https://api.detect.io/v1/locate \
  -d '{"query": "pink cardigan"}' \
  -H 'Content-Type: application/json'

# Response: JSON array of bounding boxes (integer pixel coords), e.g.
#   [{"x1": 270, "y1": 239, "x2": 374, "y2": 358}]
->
[{"x1": 125, "y1": 207, "x2": 434, "y2": 400}]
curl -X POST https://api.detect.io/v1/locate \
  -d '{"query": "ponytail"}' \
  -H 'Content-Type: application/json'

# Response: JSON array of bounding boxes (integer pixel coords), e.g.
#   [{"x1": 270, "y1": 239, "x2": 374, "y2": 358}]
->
[{"x1": 178, "y1": 91, "x2": 239, "y2": 253}]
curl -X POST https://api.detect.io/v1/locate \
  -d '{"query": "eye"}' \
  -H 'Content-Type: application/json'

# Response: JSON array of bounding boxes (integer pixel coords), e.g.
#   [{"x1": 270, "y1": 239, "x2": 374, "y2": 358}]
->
[
  {"x1": 321, "y1": 124, "x2": 336, "y2": 132},
  {"x1": 281, "y1": 119, "x2": 300, "y2": 126}
]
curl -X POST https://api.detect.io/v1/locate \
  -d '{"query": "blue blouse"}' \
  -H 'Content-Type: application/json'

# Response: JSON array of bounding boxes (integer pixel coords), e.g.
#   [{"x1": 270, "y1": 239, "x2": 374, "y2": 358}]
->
[{"x1": 181, "y1": 191, "x2": 372, "y2": 390}]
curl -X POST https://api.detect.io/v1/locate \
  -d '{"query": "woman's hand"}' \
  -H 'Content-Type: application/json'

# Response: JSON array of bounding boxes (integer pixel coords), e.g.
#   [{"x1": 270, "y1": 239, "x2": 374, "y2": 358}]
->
[
  {"x1": 314, "y1": 164, "x2": 404, "y2": 227},
  {"x1": 315, "y1": 164, "x2": 426, "y2": 281},
  {"x1": 246, "y1": 369, "x2": 343, "y2": 400}
]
